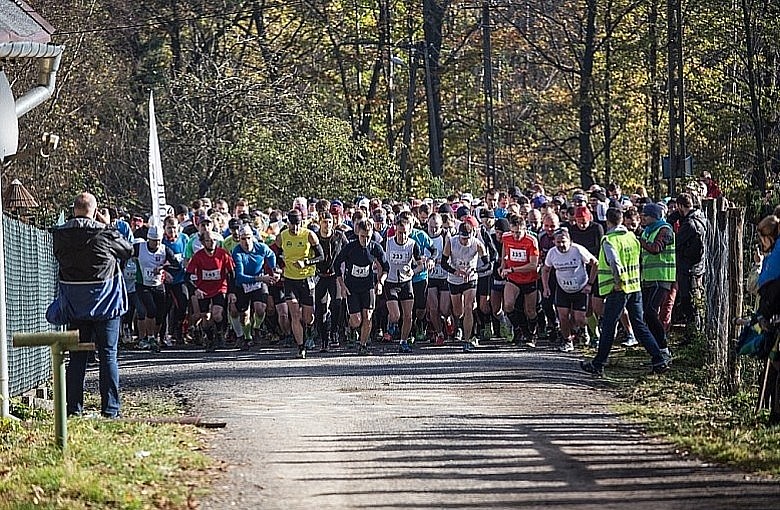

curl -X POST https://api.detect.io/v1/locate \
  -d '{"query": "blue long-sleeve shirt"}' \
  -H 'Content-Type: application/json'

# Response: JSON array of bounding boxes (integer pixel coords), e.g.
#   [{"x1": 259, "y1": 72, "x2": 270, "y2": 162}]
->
[{"x1": 232, "y1": 242, "x2": 276, "y2": 287}]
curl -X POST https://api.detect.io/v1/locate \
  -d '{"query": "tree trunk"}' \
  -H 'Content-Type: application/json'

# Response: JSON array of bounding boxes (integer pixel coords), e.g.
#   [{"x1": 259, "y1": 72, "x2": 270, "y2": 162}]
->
[
  {"x1": 741, "y1": 0, "x2": 767, "y2": 191},
  {"x1": 579, "y1": 0, "x2": 597, "y2": 189},
  {"x1": 647, "y1": 0, "x2": 662, "y2": 197},
  {"x1": 423, "y1": 0, "x2": 447, "y2": 177}
]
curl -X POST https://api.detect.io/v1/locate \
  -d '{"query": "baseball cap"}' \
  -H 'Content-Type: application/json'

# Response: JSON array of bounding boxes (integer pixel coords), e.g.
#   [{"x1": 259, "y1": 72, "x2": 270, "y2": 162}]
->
[
  {"x1": 199, "y1": 214, "x2": 213, "y2": 224},
  {"x1": 460, "y1": 192, "x2": 474, "y2": 204},
  {"x1": 573, "y1": 206, "x2": 592, "y2": 220},
  {"x1": 572, "y1": 193, "x2": 587, "y2": 204},
  {"x1": 358, "y1": 197, "x2": 370, "y2": 210},
  {"x1": 228, "y1": 218, "x2": 241, "y2": 230},
  {"x1": 174, "y1": 204, "x2": 189, "y2": 216},
  {"x1": 462, "y1": 215, "x2": 479, "y2": 229},
  {"x1": 146, "y1": 225, "x2": 162, "y2": 240},
  {"x1": 494, "y1": 218, "x2": 510, "y2": 233},
  {"x1": 456, "y1": 205, "x2": 471, "y2": 219},
  {"x1": 329, "y1": 200, "x2": 344, "y2": 215},
  {"x1": 479, "y1": 208, "x2": 495, "y2": 219},
  {"x1": 458, "y1": 222, "x2": 473, "y2": 237}
]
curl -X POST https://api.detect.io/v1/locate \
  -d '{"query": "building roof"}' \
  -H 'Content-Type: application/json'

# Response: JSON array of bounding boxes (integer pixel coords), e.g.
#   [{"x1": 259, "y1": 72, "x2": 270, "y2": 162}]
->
[
  {"x1": 3, "y1": 179, "x2": 39, "y2": 209},
  {"x1": 0, "y1": 0, "x2": 54, "y2": 44}
]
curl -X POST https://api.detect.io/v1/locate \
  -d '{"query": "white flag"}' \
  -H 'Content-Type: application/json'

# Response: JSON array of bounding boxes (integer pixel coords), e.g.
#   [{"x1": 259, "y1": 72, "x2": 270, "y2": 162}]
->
[{"x1": 148, "y1": 91, "x2": 167, "y2": 227}]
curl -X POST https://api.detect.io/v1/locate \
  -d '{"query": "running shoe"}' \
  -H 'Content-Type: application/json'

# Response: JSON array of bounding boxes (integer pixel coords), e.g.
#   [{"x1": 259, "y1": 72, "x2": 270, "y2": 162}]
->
[
  {"x1": 579, "y1": 360, "x2": 604, "y2": 377},
  {"x1": 297, "y1": 345, "x2": 307, "y2": 359},
  {"x1": 621, "y1": 334, "x2": 638, "y2": 347},
  {"x1": 434, "y1": 333, "x2": 445, "y2": 346},
  {"x1": 499, "y1": 320, "x2": 514, "y2": 343},
  {"x1": 357, "y1": 344, "x2": 369, "y2": 356},
  {"x1": 388, "y1": 322, "x2": 400, "y2": 340},
  {"x1": 557, "y1": 341, "x2": 575, "y2": 353},
  {"x1": 398, "y1": 340, "x2": 412, "y2": 353},
  {"x1": 463, "y1": 338, "x2": 478, "y2": 352}
]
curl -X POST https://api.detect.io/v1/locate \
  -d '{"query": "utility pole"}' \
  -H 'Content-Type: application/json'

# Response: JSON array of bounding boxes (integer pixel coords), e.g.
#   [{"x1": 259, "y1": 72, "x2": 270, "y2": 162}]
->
[{"x1": 667, "y1": 0, "x2": 686, "y2": 196}]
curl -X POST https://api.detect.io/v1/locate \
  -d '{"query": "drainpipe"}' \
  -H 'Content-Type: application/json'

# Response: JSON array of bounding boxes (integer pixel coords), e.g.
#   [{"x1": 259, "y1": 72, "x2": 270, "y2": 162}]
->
[
  {"x1": 0, "y1": 42, "x2": 64, "y2": 117},
  {"x1": 0, "y1": 41, "x2": 64, "y2": 418}
]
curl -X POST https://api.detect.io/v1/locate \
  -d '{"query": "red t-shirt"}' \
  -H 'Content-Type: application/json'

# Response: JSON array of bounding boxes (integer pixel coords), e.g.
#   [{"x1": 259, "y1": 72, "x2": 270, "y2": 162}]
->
[
  {"x1": 186, "y1": 247, "x2": 235, "y2": 298},
  {"x1": 502, "y1": 232, "x2": 539, "y2": 285}
]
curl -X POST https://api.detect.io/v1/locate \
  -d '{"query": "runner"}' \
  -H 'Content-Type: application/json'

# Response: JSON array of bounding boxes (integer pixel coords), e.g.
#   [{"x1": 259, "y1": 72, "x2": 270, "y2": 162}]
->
[
  {"x1": 231, "y1": 224, "x2": 278, "y2": 349},
  {"x1": 383, "y1": 214, "x2": 422, "y2": 353},
  {"x1": 425, "y1": 213, "x2": 450, "y2": 345},
  {"x1": 334, "y1": 219, "x2": 389, "y2": 355},
  {"x1": 162, "y1": 215, "x2": 189, "y2": 345},
  {"x1": 476, "y1": 208, "x2": 499, "y2": 341},
  {"x1": 541, "y1": 227, "x2": 598, "y2": 353},
  {"x1": 186, "y1": 230, "x2": 236, "y2": 351},
  {"x1": 314, "y1": 211, "x2": 348, "y2": 352},
  {"x1": 499, "y1": 213, "x2": 540, "y2": 347},
  {"x1": 134, "y1": 225, "x2": 181, "y2": 352},
  {"x1": 273, "y1": 209, "x2": 324, "y2": 359},
  {"x1": 442, "y1": 218, "x2": 488, "y2": 352}
]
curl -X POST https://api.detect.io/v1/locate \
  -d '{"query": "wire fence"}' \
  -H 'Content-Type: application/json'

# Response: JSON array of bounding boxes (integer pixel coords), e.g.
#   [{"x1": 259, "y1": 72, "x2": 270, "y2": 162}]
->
[{"x1": 4, "y1": 215, "x2": 58, "y2": 397}]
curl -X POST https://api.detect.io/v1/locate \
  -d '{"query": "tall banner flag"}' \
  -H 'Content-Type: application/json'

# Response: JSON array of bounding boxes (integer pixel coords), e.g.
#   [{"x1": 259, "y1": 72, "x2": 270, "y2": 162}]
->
[{"x1": 148, "y1": 91, "x2": 167, "y2": 227}]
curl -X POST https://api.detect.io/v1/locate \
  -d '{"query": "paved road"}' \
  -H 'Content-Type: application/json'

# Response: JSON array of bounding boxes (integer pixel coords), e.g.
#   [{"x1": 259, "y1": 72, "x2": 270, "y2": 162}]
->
[{"x1": 116, "y1": 343, "x2": 780, "y2": 509}]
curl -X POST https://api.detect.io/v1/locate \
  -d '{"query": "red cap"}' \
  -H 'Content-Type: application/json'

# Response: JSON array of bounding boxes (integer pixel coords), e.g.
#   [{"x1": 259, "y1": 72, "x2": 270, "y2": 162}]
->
[{"x1": 573, "y1": 206, "x2": 592, "y2": 221}]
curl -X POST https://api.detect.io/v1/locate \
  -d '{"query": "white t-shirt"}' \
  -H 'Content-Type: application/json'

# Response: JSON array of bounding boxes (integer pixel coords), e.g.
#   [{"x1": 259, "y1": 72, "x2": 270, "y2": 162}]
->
[{"x1": 544, "y1": 242, "x2": 594, "y2": 293}]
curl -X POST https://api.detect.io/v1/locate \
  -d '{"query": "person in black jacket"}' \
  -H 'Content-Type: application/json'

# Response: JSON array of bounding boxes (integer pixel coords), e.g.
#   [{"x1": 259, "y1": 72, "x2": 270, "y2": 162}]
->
[
  {"x1": 314, "y1": 212, "x2": 348, "y2": 351},
  {"x1": 668, "y1": 192, "x2": 707, "y2": 331},
  {"x1": 51, "y1": 192, "x2": 132, "y2": 419}
]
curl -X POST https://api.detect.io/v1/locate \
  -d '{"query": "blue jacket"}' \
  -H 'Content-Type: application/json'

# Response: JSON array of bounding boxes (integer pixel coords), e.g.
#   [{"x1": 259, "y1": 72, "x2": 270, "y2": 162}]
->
[{"x1": 47, "y1": 217, "x2": 133, "y2": 324}]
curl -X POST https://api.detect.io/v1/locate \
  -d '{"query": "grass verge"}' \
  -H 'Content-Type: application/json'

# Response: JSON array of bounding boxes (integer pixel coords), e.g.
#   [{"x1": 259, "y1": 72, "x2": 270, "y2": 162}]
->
[
  {"x1": 590, "y1": 335, "x2": 780, "y2": 477},
  {"x1": 0, "y1": 387, "x2": 217, "y2": 509}
]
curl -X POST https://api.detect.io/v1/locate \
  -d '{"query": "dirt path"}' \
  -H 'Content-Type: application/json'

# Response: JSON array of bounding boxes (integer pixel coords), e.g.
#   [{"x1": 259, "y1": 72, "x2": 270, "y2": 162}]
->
[{"x1": 118, "y1": 345, "x2": 780, "y2": 509}]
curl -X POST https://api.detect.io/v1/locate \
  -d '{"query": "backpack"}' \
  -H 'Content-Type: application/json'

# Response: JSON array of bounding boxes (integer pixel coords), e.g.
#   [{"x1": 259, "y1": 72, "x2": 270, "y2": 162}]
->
[{"x1": 736, "y1": 316, "x2": 775, "y2": 359}]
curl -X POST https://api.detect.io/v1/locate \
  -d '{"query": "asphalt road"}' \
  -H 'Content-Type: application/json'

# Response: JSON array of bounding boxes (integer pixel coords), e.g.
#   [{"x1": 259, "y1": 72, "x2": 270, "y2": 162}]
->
[{"x1": 115, "y1": 342, "x2": 780, "y2": 509}]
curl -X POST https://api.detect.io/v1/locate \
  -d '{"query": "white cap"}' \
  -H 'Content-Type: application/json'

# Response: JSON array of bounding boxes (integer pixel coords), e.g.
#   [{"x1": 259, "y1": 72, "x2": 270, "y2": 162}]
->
[
  {"x1": 460, "y1": 192, "x2": 474, "y2": 203},
  {"x1": 147, "y1": 225, "x2": 162, "y2": 240},
  {"x1": 239, "y1": 224, "x2": 254, "y2": 238},
  {"x1": 358, "y1": 197, "x2": 370, "y2": 210}
]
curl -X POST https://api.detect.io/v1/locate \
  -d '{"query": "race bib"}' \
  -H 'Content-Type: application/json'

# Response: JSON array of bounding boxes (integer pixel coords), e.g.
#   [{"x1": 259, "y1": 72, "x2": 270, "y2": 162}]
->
[
  {"x1": 390, "y1": 252, "x2": 406, "y2": 262},
  {"x1": 430, "y1": 266, "x2": 446, "y2": 279},
  {"x1": 559, "y1": 279, "x2": 583, "y2": 294},
  {"x1": 242, "y1": 281, "x2": 262, "y2": 293},
  {"x1": 202, "y1": 269, "x2": 221, "y2": 281},
  {"x1": 509, "y1": 248, "x2": 527, "y2": 262},
  {"x1": 351, "y1": 265, "x2": 370, "y2": 278}
]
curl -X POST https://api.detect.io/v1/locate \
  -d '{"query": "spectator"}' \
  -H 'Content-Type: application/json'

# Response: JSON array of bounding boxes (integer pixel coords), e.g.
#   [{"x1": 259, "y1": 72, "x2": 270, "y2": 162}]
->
[
  {"x1": 51, "y1": 192, "x2": 133, "y2": 419},
  {"x1": 668, "y1": 192, "x2": 707, "y2": 332}
]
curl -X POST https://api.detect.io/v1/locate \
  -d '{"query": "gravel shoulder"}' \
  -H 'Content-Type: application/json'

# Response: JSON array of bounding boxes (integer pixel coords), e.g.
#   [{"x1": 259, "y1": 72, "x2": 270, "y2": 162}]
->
[{"x1": 115, "y1": 344, "x2": 780, "y2": 509}]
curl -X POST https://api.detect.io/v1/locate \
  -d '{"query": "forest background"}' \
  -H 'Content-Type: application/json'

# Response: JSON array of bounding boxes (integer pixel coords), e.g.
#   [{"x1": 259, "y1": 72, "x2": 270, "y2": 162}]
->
[{"x1": 5, "y1": 0, "x2": 780, "y2": 220}]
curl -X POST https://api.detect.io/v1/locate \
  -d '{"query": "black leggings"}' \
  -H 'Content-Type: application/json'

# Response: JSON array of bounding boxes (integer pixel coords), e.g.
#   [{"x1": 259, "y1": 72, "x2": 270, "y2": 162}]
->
[{"x1": 314, "y1": 275, "x2": 343, "y2": 345}]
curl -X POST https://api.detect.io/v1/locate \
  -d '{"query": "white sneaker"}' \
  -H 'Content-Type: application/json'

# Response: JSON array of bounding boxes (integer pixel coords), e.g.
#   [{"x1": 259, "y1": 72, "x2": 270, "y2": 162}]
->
[
  {"x1": 557, "y1": 341, "x2": 575, "y2": 353},
  {"x1": 621, "y1": 336, "x2": 639, "y2": 347}
]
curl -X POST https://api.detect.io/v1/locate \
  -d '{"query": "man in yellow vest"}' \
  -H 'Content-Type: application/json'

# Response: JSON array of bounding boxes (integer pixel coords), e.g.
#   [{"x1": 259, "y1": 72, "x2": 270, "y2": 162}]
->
[
  {"x1": 639, "y1": 203, "x2": 675, "y2": 363},
  {"x1": 580, "y1": 207, "x2": 670, "y2": 377}
]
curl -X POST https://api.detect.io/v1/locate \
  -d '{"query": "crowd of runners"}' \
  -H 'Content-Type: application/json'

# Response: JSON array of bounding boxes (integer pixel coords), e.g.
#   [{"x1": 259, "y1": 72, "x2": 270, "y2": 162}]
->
[{"x1": 106, "y1": 178, "x2": 719, "y2": 374}]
